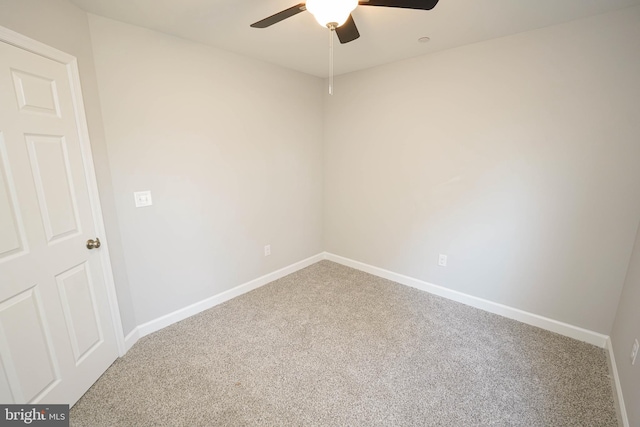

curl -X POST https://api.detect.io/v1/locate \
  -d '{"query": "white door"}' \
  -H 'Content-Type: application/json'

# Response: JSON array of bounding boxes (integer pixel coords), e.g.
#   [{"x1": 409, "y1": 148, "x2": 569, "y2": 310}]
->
[{"x1": 0, "y1": 37, "x2": 119, "y2": 405}]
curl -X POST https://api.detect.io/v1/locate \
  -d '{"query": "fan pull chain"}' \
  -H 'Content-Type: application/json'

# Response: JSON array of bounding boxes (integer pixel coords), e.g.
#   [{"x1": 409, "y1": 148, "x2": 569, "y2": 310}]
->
[{"x1": 328, "y1": 26, "x2": 334, "y2": 95}]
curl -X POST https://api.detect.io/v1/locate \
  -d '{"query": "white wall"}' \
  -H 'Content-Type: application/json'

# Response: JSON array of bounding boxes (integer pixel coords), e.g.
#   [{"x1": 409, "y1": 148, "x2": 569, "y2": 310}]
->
[
  {"x1": 0, "y1": 0, "x2": 137, "y2": 335},
  {"x1": 611, "y1": 221, "x2": 640, "y2": 425},
  {"x1": 3, "y1": 1, "x2": 639, "y2": 418},
  {"x1": 87, "y1": 15, "x2": 324, "y2": 326},
  {"x1": 324, "y1": 6, "x2": 640, "y2": 334}
]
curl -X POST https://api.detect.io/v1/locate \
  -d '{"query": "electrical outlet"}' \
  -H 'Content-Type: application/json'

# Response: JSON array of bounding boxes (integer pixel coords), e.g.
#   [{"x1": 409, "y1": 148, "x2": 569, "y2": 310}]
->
[
  {"x1": 438, "y1": 254, "x2": 447, "y2": 267},
  {"x1": 631, "y1": 339, "x2": 639, "y2": 365},
  {"x1": 264, "y1": 245, "x2": 271, "y2": 257}
]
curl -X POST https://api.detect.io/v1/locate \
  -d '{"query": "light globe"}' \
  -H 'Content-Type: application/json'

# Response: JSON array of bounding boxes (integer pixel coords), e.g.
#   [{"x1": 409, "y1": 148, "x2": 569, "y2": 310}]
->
[{"x1": 306, "y1": 0, "x2": 358, "y2": 27}]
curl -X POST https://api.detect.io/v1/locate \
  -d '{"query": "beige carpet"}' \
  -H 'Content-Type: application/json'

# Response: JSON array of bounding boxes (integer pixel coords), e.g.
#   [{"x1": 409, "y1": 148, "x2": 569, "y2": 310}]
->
[{"x1": 71, "y1": 261, "x2": 618, "y2": 426}]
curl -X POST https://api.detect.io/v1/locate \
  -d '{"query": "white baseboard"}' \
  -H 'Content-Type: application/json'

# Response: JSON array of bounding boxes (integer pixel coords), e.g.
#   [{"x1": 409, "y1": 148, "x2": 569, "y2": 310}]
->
[
  {"x1": 124, "y1": 250, "x2": 608, "y2": 349},
  {"x1": 606, "y1": 338, "x2": 629, "y2": 427},
  {"x1": 124, "y1": 328, "x2": 140, "y2": 353},
  {"x1": 124, "y1": 253, "x2": 324, "y2": 349},
  {"x1": 323, "y1": 252, "x2": 609, "y2": 348}
]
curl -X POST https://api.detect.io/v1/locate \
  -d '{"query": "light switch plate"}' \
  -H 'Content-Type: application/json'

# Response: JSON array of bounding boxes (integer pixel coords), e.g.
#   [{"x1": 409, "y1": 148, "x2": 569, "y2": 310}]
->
[{"x1": 134, "y1": 191, "x2": 153, "y2": 207}]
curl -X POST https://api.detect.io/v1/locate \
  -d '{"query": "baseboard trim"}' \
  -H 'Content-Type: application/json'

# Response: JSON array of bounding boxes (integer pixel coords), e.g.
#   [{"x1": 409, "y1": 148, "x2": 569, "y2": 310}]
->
[
  {"x1": 124, "y1": 328, "x2": 140, "y2": 353},
  {"x1": 323, "y1": 252, "x2": 609, "y2": 348},
  {"x1": 606, "y1": 338, "x2": 629, "y2": 427},
  {"x1": 127, "y1": 253, "x2": 324, "y2": 346},
  {"x1": 124, "y1": 251, "x2": 608, "y2": 348}
]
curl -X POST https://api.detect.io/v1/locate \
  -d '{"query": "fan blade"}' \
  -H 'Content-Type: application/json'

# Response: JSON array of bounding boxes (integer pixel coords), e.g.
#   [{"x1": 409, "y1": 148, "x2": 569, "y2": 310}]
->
[
  {"x1": 335, "y1": 15, "x2": 360, "y2": 44},
  {"x1": 359, "y1": 0, "x2": 439, "y2": 10},
  {"x1": 250, "y1": 3, "x2": 306, "y2": 28}
]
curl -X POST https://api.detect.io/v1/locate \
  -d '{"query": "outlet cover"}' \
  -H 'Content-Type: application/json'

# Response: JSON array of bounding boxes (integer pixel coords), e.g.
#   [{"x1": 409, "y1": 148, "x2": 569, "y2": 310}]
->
[
  {"x1": 264, "y1": 245, "x2": 271, "y2": 256},
  {"x1": 438, "y1": 254, "x2": 447, "y2": 267},
  {"x1": 632, "y1": 339, "x2": 639, "y2": 365}
]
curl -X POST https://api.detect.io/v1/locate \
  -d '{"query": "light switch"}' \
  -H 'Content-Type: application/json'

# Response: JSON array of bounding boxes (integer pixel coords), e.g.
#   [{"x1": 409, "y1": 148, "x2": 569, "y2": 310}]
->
[{"x1": 134, "y1": 191, "x2": 153, "y2": 207}]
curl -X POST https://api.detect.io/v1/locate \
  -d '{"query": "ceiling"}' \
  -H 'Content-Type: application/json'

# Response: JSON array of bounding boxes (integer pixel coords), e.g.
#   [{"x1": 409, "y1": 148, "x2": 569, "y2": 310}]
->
[{"x1": 69, "y1": 0, "x2": 640, "y2": 77}]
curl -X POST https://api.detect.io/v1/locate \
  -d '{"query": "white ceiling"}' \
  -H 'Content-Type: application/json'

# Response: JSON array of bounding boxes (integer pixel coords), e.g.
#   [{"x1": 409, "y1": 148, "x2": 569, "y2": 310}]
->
[{"x1": 70, "y1": 0, "x2": 640, "y2": 77}]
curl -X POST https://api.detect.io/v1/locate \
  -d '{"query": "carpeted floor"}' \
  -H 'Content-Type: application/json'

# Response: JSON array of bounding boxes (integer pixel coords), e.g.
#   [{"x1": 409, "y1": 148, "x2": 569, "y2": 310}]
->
[{"x1": 70, "y1": 261, "x2": 618, "y2": 426}]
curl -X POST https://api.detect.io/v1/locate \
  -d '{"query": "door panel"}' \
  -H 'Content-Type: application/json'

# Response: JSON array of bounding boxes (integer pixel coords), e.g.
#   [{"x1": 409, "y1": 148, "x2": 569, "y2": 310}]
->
[
  {"x1": 0, "y1": 362, "x2": 13, "y2": 403},
  {"x1": 0, "y1": 133, "x2": 27, "y2": 260},
  {"x1": 0, "y1": 37, "x2": 118, "y2": 405},
  {"x1": 56, "y1": 263, "x2": 102, "y2": 364},
  {"x1": 11, "y1": 69, "x2": 61, "y2": 117},
  {"x1": 0, "y1": 287, "x2": 61, "y2": 403},
  {"x1": 26, "y1": 134, "x2": 80, "y2": 242}
]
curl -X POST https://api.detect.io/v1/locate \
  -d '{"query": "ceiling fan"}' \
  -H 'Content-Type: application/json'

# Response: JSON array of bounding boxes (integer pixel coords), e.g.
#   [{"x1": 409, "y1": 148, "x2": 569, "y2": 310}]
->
[
  {"x1": 251, "y1": 0, "x2": 440, "y2": 94},
  {"x1": 250, "y1": 0, "x2": 440, "y2": 44}
]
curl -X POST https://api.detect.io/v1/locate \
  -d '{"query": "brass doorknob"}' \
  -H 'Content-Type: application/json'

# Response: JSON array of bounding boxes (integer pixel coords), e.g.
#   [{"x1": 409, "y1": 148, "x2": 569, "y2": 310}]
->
[{"x1": 86, "y1": 238, "x2": 101, "y2": 249}]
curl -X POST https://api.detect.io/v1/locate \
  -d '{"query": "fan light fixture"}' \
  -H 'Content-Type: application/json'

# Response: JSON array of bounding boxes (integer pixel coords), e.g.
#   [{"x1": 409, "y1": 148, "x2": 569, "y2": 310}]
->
[
  {"x1": 250, "y1": 0, "x2": 440, "y2": 95},
  {"x1": 306, "y1": 0, "x2": 358, "y2": 28},
  {"x1": 305, "y1": 0, "x2": 358, "y2": 95}
]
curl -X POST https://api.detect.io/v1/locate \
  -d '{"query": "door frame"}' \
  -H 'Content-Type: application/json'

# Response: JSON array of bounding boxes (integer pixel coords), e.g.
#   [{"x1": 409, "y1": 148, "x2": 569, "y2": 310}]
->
[{"x1": 0, "y1": 25, "x2": 126, "y2": 356}]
